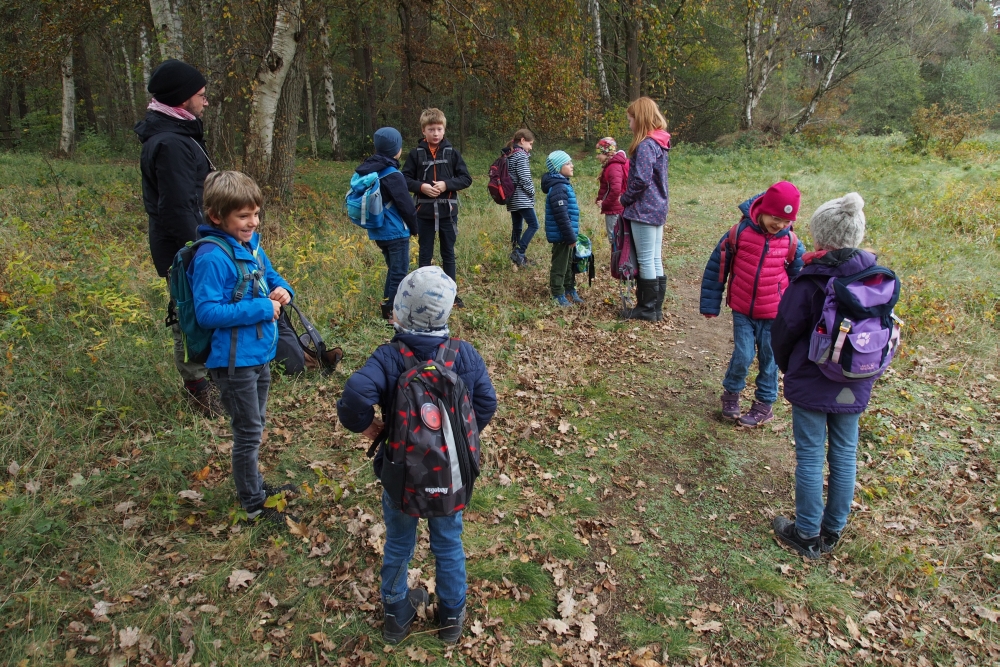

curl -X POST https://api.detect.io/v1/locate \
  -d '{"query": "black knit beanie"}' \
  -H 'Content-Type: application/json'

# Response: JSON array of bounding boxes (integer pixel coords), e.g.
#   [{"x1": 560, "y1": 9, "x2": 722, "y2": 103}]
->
[{"x1": 147, "y1": 60, "x2": 207, "y2": 107}]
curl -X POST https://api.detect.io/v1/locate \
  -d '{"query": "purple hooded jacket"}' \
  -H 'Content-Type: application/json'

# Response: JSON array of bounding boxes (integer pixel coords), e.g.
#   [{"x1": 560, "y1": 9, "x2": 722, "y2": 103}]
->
[
  {"x1": 771, "y1": 248, "x2": 881, "y2": 413},
  {"x1": 619, "y1": 131, "x2": 670, "y2": 226}
]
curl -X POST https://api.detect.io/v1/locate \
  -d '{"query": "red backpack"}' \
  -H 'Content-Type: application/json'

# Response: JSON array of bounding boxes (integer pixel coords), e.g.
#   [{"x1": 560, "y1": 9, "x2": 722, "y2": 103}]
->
[{"x1": 486, "y1": 146, "x2": 520, "y2": 205}]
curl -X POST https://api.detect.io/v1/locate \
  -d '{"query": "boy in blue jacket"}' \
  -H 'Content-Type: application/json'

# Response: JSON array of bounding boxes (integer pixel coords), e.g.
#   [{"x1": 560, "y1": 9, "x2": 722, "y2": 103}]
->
[
  {"x1": 189, "y1": 171, "x2": 298, "y2": 527},
  {"x1": 355, "y1": 127, "x2": 419, "y2": 319},
  {"x1": 337, "y1": 266, "x2": 497, "y2": 645},
  {"x1": 542, "y1": 150, "x2": 582, "y2": 307}
]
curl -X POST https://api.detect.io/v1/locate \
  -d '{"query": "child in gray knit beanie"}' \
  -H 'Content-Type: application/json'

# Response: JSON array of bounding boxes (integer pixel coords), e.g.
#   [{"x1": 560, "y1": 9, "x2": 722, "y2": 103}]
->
[{"x1": 810, "y1": 192, "x2": 866, "y2": 250}]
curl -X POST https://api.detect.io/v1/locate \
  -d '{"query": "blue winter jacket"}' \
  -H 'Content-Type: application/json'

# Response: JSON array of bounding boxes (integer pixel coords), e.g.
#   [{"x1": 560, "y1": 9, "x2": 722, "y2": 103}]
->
[
  {"x1": 355, "y1": 154, "x2": 418, "y2": 242},
  {"x1": 542, "y1": 173, "x2": 579, "y2": 244},
  {"x1": 336, "y1": 333, "x2": 498, "y2": 434},
  {"x1": 188, "y1": 225, "x2": 294, "y2": 370}
]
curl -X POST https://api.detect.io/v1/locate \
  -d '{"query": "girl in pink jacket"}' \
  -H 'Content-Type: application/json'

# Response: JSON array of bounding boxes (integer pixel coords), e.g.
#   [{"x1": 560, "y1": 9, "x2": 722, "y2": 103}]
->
[{"x1": 699, "y1": 181, "x2": 805, "y2": 427}]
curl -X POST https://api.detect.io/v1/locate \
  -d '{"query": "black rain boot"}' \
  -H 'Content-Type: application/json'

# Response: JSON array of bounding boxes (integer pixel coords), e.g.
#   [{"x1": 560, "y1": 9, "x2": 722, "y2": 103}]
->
[
  {"x1": 436, "y1": 602, "x2": 466, "y2": 644},
  {"x1": 382, "y1": 588, "x2": 429, "y2": 644},
  {"x1": 655, "y1": 276, "x2": 667, "y2": 321},
  {"x1": 380, "y1": 299, "x2": 393, "y2": 320},
  {"x1": 624, "y1": 278, "x2": 658, "y2": 321}
]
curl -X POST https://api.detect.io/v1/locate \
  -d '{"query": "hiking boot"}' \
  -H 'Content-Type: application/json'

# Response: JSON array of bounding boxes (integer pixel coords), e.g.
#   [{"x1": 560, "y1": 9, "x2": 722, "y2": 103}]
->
[
  {"x1": 380, "y1": 299, "x2": 393, "y2": 320},
  {"x1": 737, "y1": 401, "x2": 774, "y2": 428},
  {"x1": 509, "y1": 250, "x2": 526, "y2": 267},
  {"x1": 820, "y1": 526, "x2": 841, "y2": 554},
  {"x1": 187, "y1": 383, "x2": 225, "y2": 419},
  {"x1": 553, "y1": 294, "x2": 571, "y2": 308},
  {"x1": 566, "y1": 289, "x2": 584, "y2": 304},
  {"x1": 720, "y1": 391, "x2": 741, "y2": 420},
  {"x1": 623, "y1": 278, "x2": 657, "y2": 321},
  {"x1": 772, "y1": 516, "x2": 822, "y2": 560},
  {"x1": 453, "y1": 295, "x2": 466, "y2": 309},
  {"x1": 655, "y1": 276, "x2": 667, "y2": 321},
  {"x1": 383, "y1": 588, "x2": 429, "y2": 644},
  {"x1": 246, "y1": 505, "x2": 300, "y2": 529},
  {"x1": 436, "y1": 602, "x2": 466, "y2": 644},
  {"x1": 262, "y1": 481, "x2": 300, "y2": 497}
]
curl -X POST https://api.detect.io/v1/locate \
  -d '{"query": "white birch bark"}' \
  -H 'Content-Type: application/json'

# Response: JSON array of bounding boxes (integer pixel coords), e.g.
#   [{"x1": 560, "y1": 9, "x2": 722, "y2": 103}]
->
[
  {"x1": 792, "y1": 0, "x2": 854, "y2": 133},
  {"x1": 121, "y1": 43, "x2": 138, "y2": 119},
  {"x1": 305, "y1": 71, "x2": 318, "y2": 158},
  {"x1": 148, "y1": 0, "x2": 185, "y2": 61},
  {"x1": 319, "y1": 15, "x2": 341, "y2": 158},
  {"x1": 590, "y1": 0, "x2": 611, "y2": 108},
  {"x1": 244, "y1": 0, "x2": 301, "y2": 180},
  {"x1": 59, "y1": 49, "x2": 76, "y2": 156},
  {"x1": 140, "y1": 25, "x2": 153, "y2": 95}
]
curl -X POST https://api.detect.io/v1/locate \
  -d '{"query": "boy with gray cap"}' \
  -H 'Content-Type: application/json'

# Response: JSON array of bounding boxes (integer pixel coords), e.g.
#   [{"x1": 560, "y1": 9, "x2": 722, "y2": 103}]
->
[
  {"x1": 354, "y1": 127, "x2": 419, "y2": 319},
  {"x1": 337, "y1": 266, "x2": 498, "y2": 644}
]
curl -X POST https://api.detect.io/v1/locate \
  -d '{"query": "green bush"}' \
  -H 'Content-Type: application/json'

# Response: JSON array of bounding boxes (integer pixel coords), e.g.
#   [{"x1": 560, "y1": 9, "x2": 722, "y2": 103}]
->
[{"x1": 849, "y1": 53, "x2": 924, "y2": 134}]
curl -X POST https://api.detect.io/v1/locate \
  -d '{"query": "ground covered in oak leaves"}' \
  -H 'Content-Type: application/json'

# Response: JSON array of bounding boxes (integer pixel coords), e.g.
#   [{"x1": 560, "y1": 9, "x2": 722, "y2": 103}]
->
[{"x1": 1, "y1": 138, "x2": 999, "y2": 666}]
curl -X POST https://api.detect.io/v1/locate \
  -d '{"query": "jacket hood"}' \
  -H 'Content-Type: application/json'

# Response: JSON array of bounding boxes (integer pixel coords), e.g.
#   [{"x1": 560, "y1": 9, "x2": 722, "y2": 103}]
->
[
  {"x1": 647, "y1": 129, "x2": 671, "y2": 149},
  {"x1": 799, "y1": 248, "x2": 876, "y2": 277},
  {"x1": 134, "y1": 110, "x2": 203, "y2": 142},
  {"x1": 541, "y1": 172, "x2": 569, "y2": 193},
  {"x1": 196, "y1": 224, "x2": 260, "y2": 260},
  {"x1": 417, "y1": 137, "x2": 453, "y2": 151},
  {"x1": 736, "y1": 194, "x2": 795, "y2": 239},
  {"x1": 608, "y1": 151, "x2": 628, "y2": 166},
  {"x1": 356, "y1": 154, "x2": 399, "y2": 176}
]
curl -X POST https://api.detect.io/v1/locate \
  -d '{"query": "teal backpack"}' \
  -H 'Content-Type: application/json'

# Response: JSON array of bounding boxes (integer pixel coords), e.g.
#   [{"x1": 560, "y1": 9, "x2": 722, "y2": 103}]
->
[
  {"x1": 167, "y1": 236, "x2": 263, "y2": 374},
  {"x1": 345, "y1": 166, "x2": 398, "y2": 229},
  {"x1": 573, "y1": 233, "x2": 596, "y2": 285}
]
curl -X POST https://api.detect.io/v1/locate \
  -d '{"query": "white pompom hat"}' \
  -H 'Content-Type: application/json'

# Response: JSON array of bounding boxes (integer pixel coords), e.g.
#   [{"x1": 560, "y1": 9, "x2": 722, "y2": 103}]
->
[{"x1": 809, "y1": 192, "x2": 866, "y2": 251}]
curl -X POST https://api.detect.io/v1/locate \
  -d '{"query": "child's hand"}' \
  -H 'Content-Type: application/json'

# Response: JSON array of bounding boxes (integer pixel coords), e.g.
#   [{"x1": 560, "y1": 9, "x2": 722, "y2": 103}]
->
[
  {"x1": 432, "y1": 180, "x2": 447, "y2": 193},
  {"x1": 420, "y1": 183, "x2": 442, "y2": 197},
  {"x1": 269, "y1": 287, "x2": 291, "y2": 305},
  {"x1": 362, "y1": 418, "x2": 384, "y2": 441},
  {"x1": 595, "y1": 198, "x2": 602, "y2": 206},
  {"x1": 269, "y1": 299, "x2": 281, "y2": 321}
]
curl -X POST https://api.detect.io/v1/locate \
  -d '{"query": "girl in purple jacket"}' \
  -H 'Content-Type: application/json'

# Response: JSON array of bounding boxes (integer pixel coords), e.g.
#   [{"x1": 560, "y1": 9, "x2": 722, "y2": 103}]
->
[
  {"x1": 769, "y1": 193, "x2": 874, "y2": 559},
  {"x1": 619, "y1": 97, "x2": 671, "y2": 322}
]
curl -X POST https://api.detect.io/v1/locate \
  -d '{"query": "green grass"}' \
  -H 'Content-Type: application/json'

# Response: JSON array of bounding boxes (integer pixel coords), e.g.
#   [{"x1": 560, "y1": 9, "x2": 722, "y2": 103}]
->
[{"x1": 1, "y1": 135, "x2": 999, "y2": 664}]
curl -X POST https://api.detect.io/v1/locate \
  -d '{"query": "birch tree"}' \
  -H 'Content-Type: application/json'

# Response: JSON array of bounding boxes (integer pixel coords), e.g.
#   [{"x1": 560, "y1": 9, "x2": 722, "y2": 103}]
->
[
  {"x1": 139, "y1": 25, "x2": 153, "y2": 93},
  {"x1": 319, "y1": 15, "x2": 341, "y2": 159},
  {"x1": 244, "y1": 0, "x2": 302, "y2": 184},
  {"x1": 305, "y1": 71, "x2": 318, "y2": 157},
  {"x1": 59, "y1": 46, "x2": 75, "y2": 156},
  {"x1": 590, "y1": 0, "x2": 611, "y2": 108},
  {"x1": 148, "y1": 0, "x2": 184, "y2": 61},
  {"x1": 739, "y1": 0, "x2": 807, "y2": 130}
]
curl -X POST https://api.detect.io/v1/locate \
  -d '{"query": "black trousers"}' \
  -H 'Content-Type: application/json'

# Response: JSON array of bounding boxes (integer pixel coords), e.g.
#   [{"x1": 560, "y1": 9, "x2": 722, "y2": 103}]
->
[{"x1": 417, "y1": 217, "x2": 457, "y2": 282}]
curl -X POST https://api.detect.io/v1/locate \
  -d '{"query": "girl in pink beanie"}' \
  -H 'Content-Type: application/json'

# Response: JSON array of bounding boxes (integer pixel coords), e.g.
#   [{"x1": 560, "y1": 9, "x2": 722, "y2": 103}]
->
[{"x1": 699, "y1": 181, "x2": 806, "y2": 427}]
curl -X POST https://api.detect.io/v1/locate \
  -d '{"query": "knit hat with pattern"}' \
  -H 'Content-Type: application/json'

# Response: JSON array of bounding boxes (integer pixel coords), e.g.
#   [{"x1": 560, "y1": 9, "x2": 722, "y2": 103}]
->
[
  {"x1": 546, "y1": 150, "x2": 572, "y2": 174},
  {"x1": 810, "y1": 192, "x2": 866, "y2": 251},
  {"x1": 393, "y1": 266, "x2": 457, "y2": 337}
]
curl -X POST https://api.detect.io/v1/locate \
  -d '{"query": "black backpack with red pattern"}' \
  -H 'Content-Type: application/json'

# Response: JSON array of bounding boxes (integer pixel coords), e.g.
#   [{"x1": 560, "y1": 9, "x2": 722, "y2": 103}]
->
[{"x1": 367, "y1": 338, "x2": 481, "y2": 517}]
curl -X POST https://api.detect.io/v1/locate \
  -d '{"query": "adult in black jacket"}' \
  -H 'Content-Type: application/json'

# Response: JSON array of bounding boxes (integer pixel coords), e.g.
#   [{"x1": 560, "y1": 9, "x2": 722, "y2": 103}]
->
[
  {"x1": 134, "y1": 59, "x2": 221, "y2": 416},
  {"x1": 401, "y1": 112, "x2": 472, "y2": 305}
]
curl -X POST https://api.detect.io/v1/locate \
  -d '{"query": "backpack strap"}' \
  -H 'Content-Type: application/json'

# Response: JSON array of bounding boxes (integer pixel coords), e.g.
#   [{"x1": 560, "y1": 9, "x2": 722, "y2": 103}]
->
[
  {"x1": 785, "y1": 230, "x2": 798, "y2": 267},
  {"x1": 434, "y1": 338, "x2": 462, "y2": 369},
  {"x1": 196, "y1": 236, "x2": 261, "y2": 376},
  {"x1": 718, "y1": 222, "x2": 742, "y2": 284}
]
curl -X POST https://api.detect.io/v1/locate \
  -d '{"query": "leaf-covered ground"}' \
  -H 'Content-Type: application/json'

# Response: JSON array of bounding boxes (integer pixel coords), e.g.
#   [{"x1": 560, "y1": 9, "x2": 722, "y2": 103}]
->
[{"x1": 1, "y1": 137, "x2": 999, "y2": 666}]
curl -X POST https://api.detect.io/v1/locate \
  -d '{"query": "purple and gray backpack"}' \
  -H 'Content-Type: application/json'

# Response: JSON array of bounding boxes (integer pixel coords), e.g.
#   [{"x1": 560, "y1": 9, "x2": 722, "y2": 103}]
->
[
  {"x1": 368, "y1": 339, "x2": 481, "y2": 518},
  {"x1": 808, "y1": 266, "x2": 902, "y2": 382}
]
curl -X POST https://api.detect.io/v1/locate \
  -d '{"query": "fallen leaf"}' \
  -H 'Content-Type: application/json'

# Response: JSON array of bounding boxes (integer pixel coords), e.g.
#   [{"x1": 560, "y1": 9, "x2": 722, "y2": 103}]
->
[
  {"x1": 973, "y1": 606, "x2": 999, "y2": 623},
  {"x1": 578, "y1": 613, "x2": 598, "y2": 642},
  {"x1": 405, "y1": 645, "x2": 432, "y2": 663},
  {"x1": 557, "y1": 588, "x2": 576, "y2": 619},
  {"x1": 498, "y1": 473, "x2": 512, "y2": 487},
  {"x1": 177, "y1": 489, "x2": 204, "y2": 504},
  {"x1": 24, "y1": 480, "x2": 40, "y2": 494},
  {"x1": 983, "y1": 553, "x2": 1000, "y2": 563},
  {"x1": 777, "y1": 563, "x2": 793, "y2": 576},
  {"x1": 629, "y1": 647, "x2": 663, "y2": 667},
  {"x1": 845, "y1": 615, "x2": 861, "y2": 640},
  {"x1": 227, "y1": 569, "x2": 254, "y2": 592},
  {"x1": 693, "y1": 620, "x2": 722, "y2": 634},
  {"x1": 193, "y1": 465, "x2": 211, "y2": 481},
  {"x1": 7, "y1": 460, "x2": 19, "y2": 476},
  {"x1": 113, "y1": 501, "x2": 135, "y2": 514},
  {"x1": 674, "y1": 483, "x2": 685, "y2": 495},
  {"x1": 558, "y1": 419, "x2": 571, "y2": 434},
  {"x1": 470, "y1": 619, "x2": 484, "y2": 636},
  {"x1": 286, "y1": 517, "x2": 310, "y2": 538},
  {"x1": 118, "y1": 627, "x2": 140, "y2": 648},
  {"x1": 309, "y1": 632, "x2": 328, "y2": 643},
  {"x1": 540, "y1": 618, "x2": 571, "y2": 635}
]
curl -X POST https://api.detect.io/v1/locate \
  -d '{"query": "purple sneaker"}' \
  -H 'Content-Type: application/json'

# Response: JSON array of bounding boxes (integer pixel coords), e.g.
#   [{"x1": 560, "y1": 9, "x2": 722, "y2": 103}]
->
[
  {"x1": 720, "y1": 391, "x2": 741, "y2": 420},
  {"x1": 737, "y1": 401, "x2": 774, "y2": 428}
]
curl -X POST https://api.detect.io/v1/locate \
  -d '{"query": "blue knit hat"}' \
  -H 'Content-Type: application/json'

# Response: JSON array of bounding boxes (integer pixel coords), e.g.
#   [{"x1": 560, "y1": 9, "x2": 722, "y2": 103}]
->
[
  {"x1": 393, "y1": 266, "x2": 457, "y2": 337},
  {"x1": 546, "y1": 150, "x2": 572, "y2": 174},
  {"x1": 373, "y1": 127, "x2": 403, "y2": 158}
]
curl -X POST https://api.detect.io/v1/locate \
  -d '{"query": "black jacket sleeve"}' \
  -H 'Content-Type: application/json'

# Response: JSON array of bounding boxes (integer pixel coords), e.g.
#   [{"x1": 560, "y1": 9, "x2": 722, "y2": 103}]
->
[
  {"x1": 445, "y1": 149, "x2": 473, "y2": 192},
  {"x1": 401, "y1": 148, "x2": 423, "y2": 194},
  {"x1": 381, "y1": 171, "x2": 418, "y2": 234}
]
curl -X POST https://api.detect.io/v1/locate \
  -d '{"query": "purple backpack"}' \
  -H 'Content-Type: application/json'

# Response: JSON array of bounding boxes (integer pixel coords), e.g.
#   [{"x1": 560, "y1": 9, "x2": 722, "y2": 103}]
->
[{"x1": 808, "y1": 266, "x2": 902, "y2": 382}]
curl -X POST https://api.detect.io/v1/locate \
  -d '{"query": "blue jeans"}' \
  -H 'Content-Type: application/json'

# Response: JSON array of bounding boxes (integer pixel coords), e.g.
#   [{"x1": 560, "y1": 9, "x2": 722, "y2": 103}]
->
[
  {"x1": 210, "y1": 364, "x2": 270, "y2": 510},
  {"x1": 630, "y1": 220, "x2": 663, "y2": 279},
  {"x1": 791, "y1": 406, "x2": 861, "y2": 537},
  {"x1": 381, "y1": 491, "x2": 467, "y2": 608},
  {"x1": 722, "y1": 312, "x2": 777, "y2": 404},
  {"x1": 510, "y1": 208, "x2": 539, "y2": 255},
  {"x1": 375, "y1": 237, "x2": 411, "y2": 301}
]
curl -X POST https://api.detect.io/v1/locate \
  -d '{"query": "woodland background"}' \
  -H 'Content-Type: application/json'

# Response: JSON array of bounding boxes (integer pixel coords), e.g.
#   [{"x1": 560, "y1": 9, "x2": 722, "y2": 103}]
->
[{"x1": 1, "y1": 0, "x2": 1000, "y2": 199}]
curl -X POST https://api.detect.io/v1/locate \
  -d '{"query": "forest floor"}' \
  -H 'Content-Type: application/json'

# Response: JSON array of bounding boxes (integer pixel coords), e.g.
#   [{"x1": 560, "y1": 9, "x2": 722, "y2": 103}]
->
[{"x1": 0, "y1": 135, "x2": 999, "y2": 666}]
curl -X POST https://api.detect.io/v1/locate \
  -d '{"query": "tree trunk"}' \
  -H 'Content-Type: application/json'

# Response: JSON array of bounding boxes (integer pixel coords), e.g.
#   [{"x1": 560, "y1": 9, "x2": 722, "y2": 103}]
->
[
  {"x1": 352, "y1": 19, "x2": 376, "y2": 139},
  {"x1": 15, "y1": 78, "x2": 27, "y2": 122},
  {"x1": 139, "y1": 25, "x2": 153, "y2": 95},
  {"x1": 269, "y1": 44, "x2": 307, "y2": 205},
  {"x1": 319, "y1": 16, "x2": 342, "y2": 159},
  {"x1": 590, "y1": 0, "x2": 611, "y2": 108},
  {"x1": 625, "y1": 3, "x2": 641, "y2": 101},
  {"x1": 305, "y1": 71, "x2": 318, "y2": 158},
  {"x1": 0, "y1": 82, "x2": 12, "y2": 149},
  {"x1": 148, "y1": 0, "x2": 185, "y2": 61},
  {"x1": 397, "y1": 0, "x2": 419, "y2": 129},
  {"x1": 244, "y1": 0, "x2": 302, "y2": 185},
  {"x1": 740, "y1": 0, "x2": 779, "y2": 131},
  {"x1": 59, "y1": 48, "x2": 76, "y2": 156},
  {"x1": 199, "y1": 0, "x2": 223, "y2": 155},
  {"x1": 74, "y1": 39, "x2": 99, "y2": 130},
  {"x1": 121, "y1": 42, "x2": 139, "y2": 121},
  {"x1": 792, "y1": 0, "x2": 854, "y2": 134}
]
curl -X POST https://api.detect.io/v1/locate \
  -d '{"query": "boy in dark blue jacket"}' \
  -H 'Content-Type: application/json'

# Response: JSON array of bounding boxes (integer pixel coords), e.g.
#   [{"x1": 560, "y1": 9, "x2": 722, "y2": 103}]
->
[
  {"x1": 542, "y1": 150, "x2": 581, "y2": 307},
  {"x1": 337, "y1": 266, "x2": 497, "y2": 645},
  {"x1": 355, "y1": 127, "x2": 419, "y2": 319},
  {"x1": 188, "y1": 171, "x2": 298, "y2": 527}
]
